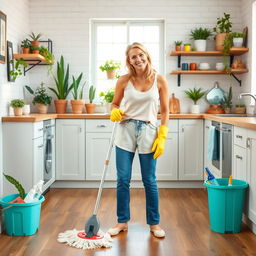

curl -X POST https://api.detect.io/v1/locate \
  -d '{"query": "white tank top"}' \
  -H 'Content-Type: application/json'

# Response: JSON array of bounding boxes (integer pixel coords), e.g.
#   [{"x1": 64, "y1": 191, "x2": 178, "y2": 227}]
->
[{"x1": 122, "y1": 74, "x2": 159, "y2": 126}]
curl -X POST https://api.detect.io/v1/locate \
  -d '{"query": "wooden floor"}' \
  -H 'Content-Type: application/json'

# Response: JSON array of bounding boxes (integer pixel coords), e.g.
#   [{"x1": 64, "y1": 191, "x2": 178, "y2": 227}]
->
[{"x1": 1, "y1": 188, "x2": 256, "y2": 256}]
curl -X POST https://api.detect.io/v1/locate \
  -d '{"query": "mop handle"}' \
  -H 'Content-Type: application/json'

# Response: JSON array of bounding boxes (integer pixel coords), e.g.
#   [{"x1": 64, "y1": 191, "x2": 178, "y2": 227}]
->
[{"x1": 93, "y1": 121, "x2": 118, "y2": 215}]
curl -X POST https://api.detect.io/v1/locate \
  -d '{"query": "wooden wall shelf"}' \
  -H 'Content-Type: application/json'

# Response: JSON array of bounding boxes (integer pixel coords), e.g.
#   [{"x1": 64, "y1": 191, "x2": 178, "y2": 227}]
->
[
  {"x1": 170, "y1": 69, "x2": 249, "y2": 75},
  {"x1": 13, "y1": 54, "x2": 47, "y2": 65}
]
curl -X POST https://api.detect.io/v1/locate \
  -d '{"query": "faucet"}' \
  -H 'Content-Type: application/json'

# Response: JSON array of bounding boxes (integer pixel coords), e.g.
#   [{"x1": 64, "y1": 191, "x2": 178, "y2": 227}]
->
[{"x1": 238, "y1": 93, "x2": 256, "y2": 103}]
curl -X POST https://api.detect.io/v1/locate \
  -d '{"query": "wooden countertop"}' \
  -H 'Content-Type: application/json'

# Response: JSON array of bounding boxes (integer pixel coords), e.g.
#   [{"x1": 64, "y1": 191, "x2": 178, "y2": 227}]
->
[{"x1": 2, "y1": 113, "x2": 256, "y2": 130}]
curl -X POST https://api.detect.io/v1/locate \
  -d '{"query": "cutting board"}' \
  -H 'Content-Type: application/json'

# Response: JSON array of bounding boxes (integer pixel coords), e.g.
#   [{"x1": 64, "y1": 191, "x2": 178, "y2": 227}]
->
[{"x1": 169, "y1": 93, "x2": 180, "y2": 114}]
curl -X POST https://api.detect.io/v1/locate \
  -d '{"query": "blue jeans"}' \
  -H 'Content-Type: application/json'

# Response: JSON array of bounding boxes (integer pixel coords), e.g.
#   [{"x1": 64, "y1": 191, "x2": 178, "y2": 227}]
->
[{"x1": 116, "y1": 146, "x2": 160, "y2": 225}]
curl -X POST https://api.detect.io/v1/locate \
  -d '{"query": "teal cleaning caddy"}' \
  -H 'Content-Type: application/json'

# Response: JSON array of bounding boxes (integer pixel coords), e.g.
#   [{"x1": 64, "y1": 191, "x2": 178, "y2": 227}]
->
[
  {"x1": 0, "y1": 193, "x2": 45, "y2": 236},
  {"x1": 204, "y1": 178, "x2": 248, "y2": 234}
]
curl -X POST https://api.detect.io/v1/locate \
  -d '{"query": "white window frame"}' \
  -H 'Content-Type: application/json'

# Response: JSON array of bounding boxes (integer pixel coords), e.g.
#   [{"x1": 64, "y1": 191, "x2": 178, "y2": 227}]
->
[{"x1": 90, "y1": 19, "x2": 165, "y2": 89}]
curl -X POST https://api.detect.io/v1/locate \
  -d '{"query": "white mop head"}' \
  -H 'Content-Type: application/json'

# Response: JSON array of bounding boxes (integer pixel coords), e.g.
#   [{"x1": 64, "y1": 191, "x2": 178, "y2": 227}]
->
[{"x1": 57, "y1": 229, "x2": 113, "y2": 249}]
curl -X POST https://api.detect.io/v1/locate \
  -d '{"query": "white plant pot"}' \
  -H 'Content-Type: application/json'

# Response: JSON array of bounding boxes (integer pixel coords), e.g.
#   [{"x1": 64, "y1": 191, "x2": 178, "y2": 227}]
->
[
  {"x1": 194, "y1": 40, "x2": 207, "y2": 51},
  {"x1": 233, "y1": 38, "x2": 243, "y2": 47},
  {"x1": 191, "y1": 104, "x2": 200, "y2": 114}
]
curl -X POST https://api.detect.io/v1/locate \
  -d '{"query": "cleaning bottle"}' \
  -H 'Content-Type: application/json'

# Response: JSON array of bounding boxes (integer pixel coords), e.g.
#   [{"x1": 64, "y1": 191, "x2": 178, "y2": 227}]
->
[
  {"x1": 24, "y1": 186, "x2": 37, "y2": 203},
  {"x1": 228, "y1": 175, "x2": 233, "y2": 186},
  {"x1": 33, "y1": 180, "x2": 44, "y2": 201},
  {"x1": 205, "y1": 167, "x2": 219, "y2": 185}
]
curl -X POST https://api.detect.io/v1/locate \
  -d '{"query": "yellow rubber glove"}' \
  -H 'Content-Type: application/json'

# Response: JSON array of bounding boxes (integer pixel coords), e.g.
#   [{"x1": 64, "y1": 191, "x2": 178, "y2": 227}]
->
[
  {"x1": 152, "y1": 125, "x2": 169, "y2": 159},
  {"x1": 110, "y1": 108, "x2": 124, "y2": 122}
]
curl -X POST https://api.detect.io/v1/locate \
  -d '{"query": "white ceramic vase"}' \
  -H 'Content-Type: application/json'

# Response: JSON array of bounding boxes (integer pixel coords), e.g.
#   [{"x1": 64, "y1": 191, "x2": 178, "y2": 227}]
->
[
  {"x1": 191, "y1": 104, "x2": 200, "y2": 114},
  {"x1": 233, "y1": 38, "x2": 243, "y2": 47},
  {"x1": 194, "y1": 40, "x2": 207, "y2": 51}
]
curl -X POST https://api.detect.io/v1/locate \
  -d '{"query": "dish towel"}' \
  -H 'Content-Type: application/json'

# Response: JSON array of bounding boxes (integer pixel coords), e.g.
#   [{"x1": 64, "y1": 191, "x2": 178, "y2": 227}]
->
[{"x1": 207, "y1": 126, "x2": 219, "y2": 161}]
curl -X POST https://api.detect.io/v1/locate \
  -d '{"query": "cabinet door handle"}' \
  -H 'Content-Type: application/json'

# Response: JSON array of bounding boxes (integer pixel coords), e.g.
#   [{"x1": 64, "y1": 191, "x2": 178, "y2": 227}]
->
[
  {"x1": 38, "y1": 144, "x2": 44, "y2": 148},
  {"x1": 235, "y1": 155, "x2": 243, "y2": 160},
  {"x1": 97, "y1": 125, "x2": 107, "y2": 128},
  {"x1": 206, "y1": 126, "x2": 210, "y2": 129},
  {"x1": 236, "y1": 135, "x2": 243, "y2": 139},
  {"x1": 246, "y1": 138, "x2": 251, "y2": 148},
  {"x1": 38, "y1": 128, "x2": 44, "y2": 131},
  {"x1": 79, "y1": 127, "x2": 82, "y2": 133}
]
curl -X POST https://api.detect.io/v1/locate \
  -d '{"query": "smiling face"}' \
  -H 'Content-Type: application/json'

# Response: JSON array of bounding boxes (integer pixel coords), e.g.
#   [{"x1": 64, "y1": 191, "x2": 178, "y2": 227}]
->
[{"x1": 128, "y1": 48, "x2": 148, "y2": 71}]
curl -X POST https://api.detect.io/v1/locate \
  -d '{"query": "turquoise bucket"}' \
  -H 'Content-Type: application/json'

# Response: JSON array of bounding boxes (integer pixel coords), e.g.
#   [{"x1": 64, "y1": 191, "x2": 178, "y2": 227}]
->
[
  {"x1": 0, "y1": 194, "x2": 45, "y2": 236},
  {"x1": 204, "y1": 178, "x2": 248, "y2": 234}
]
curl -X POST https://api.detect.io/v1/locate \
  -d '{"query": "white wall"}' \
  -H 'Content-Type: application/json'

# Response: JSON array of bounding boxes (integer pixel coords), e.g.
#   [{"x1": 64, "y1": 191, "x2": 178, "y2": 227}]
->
[{"x1": 29, "y1": 0, "x2": 246, "y2": 113}]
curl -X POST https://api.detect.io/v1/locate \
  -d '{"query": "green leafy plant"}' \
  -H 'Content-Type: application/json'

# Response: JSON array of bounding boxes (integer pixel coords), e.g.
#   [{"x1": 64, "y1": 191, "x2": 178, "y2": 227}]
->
[
  {"x1": 221, "y1": 86, "x2": 233, "y2": 108},
  {"x1": 3, "y1": 173, "x2": 26, "y2": 199},
  {"x1": 9, "y1": 58, "x2": 28, "y2": 81},
  {"x1": 88, "y1": 85, "x2": 96, "y2": 103},
  {"x1": 29, "y1": 32, "x2": 42, "y2": 41},
  {"x1": 25, "y1": 83, "x2": 52, "y2": 105},
  {"x1": 190, "y1": 28, "x2": 212, "y2": 40},
  {"x1": 10, "y1": 99, "x2": 26, "y2": 108},
  {"x1": 21, "y1": 39, "x2": 31, "y2": 48},
  {"x1": 39, "y1": 46, "x2": 54, "y2": 65},
  {"x1": 184, "y1": 88, "x2": 207, "y2": 105},
  {"x1": 232, "y1": 32, "x2": 244, "y2": 38},
  {"x1": 184, "y1": 43, "x2": 191, "y2": 46},
  {"x1": 49, "y1": 56, "x2": 73, "y2": 99},
  {"x1": 31, "y1": 46, "x2": 40, "y2": 51},
  {"x1": 99, "y1": 88, "x2": 115, "y2": 103},
  {"x1": 213, "y1": 13, "x2": 232, "y2": 34},
  {"x1": 174, "y1": 41, "x2": 182, "y2": 46},
  {"x1": 99, "y1": 60, "x2": 121, "y2": 72},
  {"x1": 236, "y1": 104, "x2": 246, "y2": 107},
  {"x1": 71, "y1": 73, "x2": 84, "y2": 100}
]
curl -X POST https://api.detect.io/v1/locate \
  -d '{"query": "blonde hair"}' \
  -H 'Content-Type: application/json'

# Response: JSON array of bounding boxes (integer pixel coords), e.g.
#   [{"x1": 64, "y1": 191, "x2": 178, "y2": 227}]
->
[{"x1": 125, "y1": 42, "x2": 155, "y2": 80}]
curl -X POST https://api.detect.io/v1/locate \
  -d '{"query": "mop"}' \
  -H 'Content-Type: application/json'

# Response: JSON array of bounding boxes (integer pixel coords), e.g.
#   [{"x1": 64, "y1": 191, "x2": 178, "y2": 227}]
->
[{"x1": 57, "y1": 122, "x2": 118, "y2": 249}]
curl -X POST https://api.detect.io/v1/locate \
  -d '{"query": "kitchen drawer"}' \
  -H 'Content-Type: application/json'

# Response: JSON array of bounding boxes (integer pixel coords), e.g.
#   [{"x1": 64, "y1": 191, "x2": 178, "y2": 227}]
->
[
  {"x1": 33, "y1": 121, "x2": 43, "y2": 139},
  {"x1": 86, "y1": 120, "x2": 114, "y2": 132},
  {"x1": 234, "y1": 126, "x2": 247, "y2": 148}
]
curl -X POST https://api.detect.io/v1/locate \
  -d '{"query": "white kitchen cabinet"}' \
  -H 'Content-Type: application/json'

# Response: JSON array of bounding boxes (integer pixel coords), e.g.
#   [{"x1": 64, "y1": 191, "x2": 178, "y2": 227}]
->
[
  {"x1": 56, "y1": 119, "x2": 85, "y2": 180},
  {"x1": 179, "y1": 119, "x2": 204, "y2": 180},
  {"x1": 233, "y1": 145, "x2": 247, "y2": 181},
  {"x1": 3, "y1": 122, "x2": 45, "y2": 195}
]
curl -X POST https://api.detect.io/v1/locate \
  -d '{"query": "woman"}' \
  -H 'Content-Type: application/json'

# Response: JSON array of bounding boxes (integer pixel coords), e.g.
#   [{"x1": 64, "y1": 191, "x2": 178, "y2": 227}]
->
[{"x1": 107, "y1": 42, "x2": 169, "y2": 238}]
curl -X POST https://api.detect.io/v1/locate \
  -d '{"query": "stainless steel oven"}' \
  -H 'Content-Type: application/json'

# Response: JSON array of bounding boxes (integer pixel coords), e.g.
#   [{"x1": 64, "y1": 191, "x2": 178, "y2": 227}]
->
[{"x1": 211, "y1": 121, "x2": 232, "y2": 177}]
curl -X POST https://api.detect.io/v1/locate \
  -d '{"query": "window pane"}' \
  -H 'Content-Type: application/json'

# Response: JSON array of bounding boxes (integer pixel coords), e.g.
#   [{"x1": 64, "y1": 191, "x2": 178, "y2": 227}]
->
[
  {"x1": 144, "y1": 26, "x2": 159, "y2": 43},
  {"x1": 97, "y1": 26, "x2": 112, "y2": 43},
  {"x1": 129, "y1": 26, "x2": 143, "y2": 43},
  {"x1": 113, "y1": 26, "x2": 127, "y2": 43}
]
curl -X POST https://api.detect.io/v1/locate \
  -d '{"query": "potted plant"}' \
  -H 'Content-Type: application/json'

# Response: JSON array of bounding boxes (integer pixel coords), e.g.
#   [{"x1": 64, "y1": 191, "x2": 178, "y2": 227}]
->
[
  {"x1": 232, "y1": 32, "x2": 245, "y2": 47},
  {"x1": 31, "y1": 46, "x2": 40, "y2": 54},
  {"x1": 183, "y1": 43, "x2": 191, "y2": 52},
  {"x1": 25, "y1": 83, "x2": 52, "y2": 114},
  {"x1": 10, "y1": 99, "x2": 26, "y2": 116},
  {"x1": 184, "y1": 88, "x2": 207, "y2": 114},
  {"x1": 39, "y1": 46, "x2": 54, "y2": 65},
  {"x1": 99, "y1": 88, "x2": 115, "y2": 113},
  {"x1": 213, "y1": 12, "x2": 232, "y2": 51},
  {"x1": 21, "y1": 39, "x2": 31, "y2": 54},
  {"x1": 99, "y1": 60, "x2": 121, "y2": 79},
  {"x1": 70, "y1": 73, "x2": 85, "y2": 114},
  {"x1": 48, "y1": 56, "x2": 73, "y2": 114},
  {"x1": 221, "y1": 86, "x2": 232, "y2": 114},
  {"x1": 174, "y1": 41, "x2": 182, "y2": 51},
  {"x1": 29, "y1": 32, "x2": 42, "y2": 48},
  {"x1": 85, "y1": 85, "x2": 96, "y2": 114},
  {"x1": 9, "y1": 58, "x2": 28, "y2": 81},
  {"x1": 190, "y1": 27, "x2": 212, "y2": 51},
  {"x1": 235, "y1": 104, "x2": 246, "y2": 114}
]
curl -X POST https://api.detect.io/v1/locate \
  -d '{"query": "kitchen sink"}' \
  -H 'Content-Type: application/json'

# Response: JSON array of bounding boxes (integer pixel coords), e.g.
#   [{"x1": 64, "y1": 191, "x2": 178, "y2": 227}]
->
[{"x1": 214, "y1": 114, "x2": 256, "y2": 117}]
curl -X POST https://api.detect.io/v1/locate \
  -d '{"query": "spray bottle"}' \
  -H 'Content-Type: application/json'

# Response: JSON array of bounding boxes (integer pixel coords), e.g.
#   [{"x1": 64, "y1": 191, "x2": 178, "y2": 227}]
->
[
  {"x1": 205, "y1": 167, "x2": 219, "y2": 185},
  {"x1": 24, "y1": 180, "x2": 44, "y2": 203}
]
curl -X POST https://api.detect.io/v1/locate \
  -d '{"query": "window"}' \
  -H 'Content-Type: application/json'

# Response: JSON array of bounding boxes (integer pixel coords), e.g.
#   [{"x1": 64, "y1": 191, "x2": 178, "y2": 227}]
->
[{"x1": 90, "y1": 19, "x2": 164, "y2": 95}]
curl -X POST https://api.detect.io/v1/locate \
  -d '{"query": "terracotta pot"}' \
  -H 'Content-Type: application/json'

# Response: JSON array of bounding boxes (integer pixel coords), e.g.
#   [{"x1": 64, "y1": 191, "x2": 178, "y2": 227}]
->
[
  {"x1": 106, "y1": 70, "x2": 116, "y2": 79},
  {"x1": 54, "y1": 99, "x2": 67, "y2": 114},
  {"x1": 31, "y1": 40, "x2": 39, "y2": 47},
  {"x1": 224, "y1": 108, "x2": 231, "y2": 114},
  {"x1": 235, "y1": 107, "x2": 246, "y2": 114},
  {"x1": 85, "y1": 103, "x2": 96, "y2": 114},
  {"x1": 215, "y1": 33, "x2": 227, "y2": 51},
  {"x1": 71, "y1": 100, "x2": 85, "y2": 114},
  {"x1": 175, "y1": 45, "x2": 181, "y2": 51},
  {"x1": 13, "y1": 108, "x2": 23, "y2": 116},
  {"x1": 22, "y1": 48, "x2": 30, "y2": 54},
  {"x1": 36, "y1": 103, "x2": 48, "y2": 114},
  {"x1": 33, "y1": 50, "x2": 39, "y2": 54}
]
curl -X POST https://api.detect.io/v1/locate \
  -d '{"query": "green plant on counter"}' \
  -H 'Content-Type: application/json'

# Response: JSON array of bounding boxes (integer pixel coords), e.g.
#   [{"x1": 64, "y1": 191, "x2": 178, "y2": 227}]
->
[
  {"x1": 236, "y1": 104, "x2": 246, "y2": 108},
  {"x1": 232, "y1": 32, "x2": 245, "y2": 38},
  {"x1": 99, "y1": 60, "x2": 121, "y2": 72},
  {"x1": 190, "y1": 27, "x2": 212, "y2": 40},
  {"x1": 184, "y1": 88, "x2": 207, "y2": 105},
  {"x1": 10, "y1": 99, "x2": 26, "y2": 108},
  {"x1": 174, "y1": 41, "x2": 182, "y2": 46},
  {"x1": 49, "y1": 55, "x2": 73, "y2": 99},
  {"x1": 71, "y1": 73, "x2": 85, "y2": 100},
  {"x1": 3, "y1": 173, "x2": 26, "y2": 199},
  {"x1": 88, "y1": 85, "x2": 96, "y2": 103},
  {"x1": 21, "y1": 39, "x2": 31, "y2": 49},
  {"x1": 99, "y1": 88, "x2": 115, "y2": 103},
  {"x1": 25, "y1": 82, "x2": 52, "y2": 105},
  {"x1": 9, "y1": 58, "x2": 28, "y2": 81},
  {"x1": 213, "y1": 12, "x2": 232, "y2": 34},
  {"x1": 221, "y1": 86, "x2": 233, "y2": 109}
]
